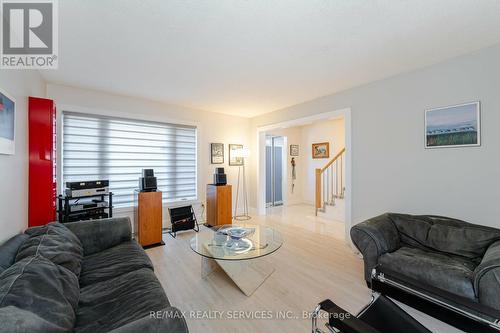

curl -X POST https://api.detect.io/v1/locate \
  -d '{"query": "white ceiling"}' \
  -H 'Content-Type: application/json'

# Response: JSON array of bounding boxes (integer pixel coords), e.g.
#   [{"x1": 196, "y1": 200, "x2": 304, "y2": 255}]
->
[{"x1": 42, "y1": 0, "x2": 500, "y2": 117}]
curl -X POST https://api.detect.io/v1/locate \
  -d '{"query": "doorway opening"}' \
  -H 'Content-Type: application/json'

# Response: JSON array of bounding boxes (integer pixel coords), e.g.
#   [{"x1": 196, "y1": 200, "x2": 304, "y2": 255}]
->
[
  {"x1": 256, "y1": 108, "x2": 352, "y2": 242},
  {"x1": 265, "y1": 135, "x2": 284, "y2": 207}
]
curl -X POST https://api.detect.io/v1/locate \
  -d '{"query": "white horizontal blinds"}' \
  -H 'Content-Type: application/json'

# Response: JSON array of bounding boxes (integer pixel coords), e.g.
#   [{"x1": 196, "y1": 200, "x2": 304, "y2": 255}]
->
[{"x1": 62, "y1": 112, "x2": 197, "y2": 207}]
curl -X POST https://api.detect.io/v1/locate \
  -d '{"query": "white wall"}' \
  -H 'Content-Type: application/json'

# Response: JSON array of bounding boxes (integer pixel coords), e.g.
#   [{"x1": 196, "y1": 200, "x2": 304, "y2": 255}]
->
[
  {"x1": 47, "y1": 84, "x2": 251, "y2": 227},
  {"x1": 251, "y1": 45, "x2": 500, "y2": 228},
  {"x1": 0, "y1": 71, "x2": 46, "y2": 243},
  {"x1": 300, "y1": 118, "x2": 345, "y2": 205}
]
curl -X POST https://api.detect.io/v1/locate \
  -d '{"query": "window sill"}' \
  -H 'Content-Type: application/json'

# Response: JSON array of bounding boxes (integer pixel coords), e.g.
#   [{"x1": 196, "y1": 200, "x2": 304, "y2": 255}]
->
[{"x1": 114, "y1": 198, "x2": 201, "y2": 214}]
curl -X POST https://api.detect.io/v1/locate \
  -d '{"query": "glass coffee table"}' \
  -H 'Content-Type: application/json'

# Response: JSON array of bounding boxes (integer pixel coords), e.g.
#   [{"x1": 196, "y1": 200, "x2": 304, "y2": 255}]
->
[{"x1": 190, "y1": 224, "x2": 283, "y2": 296}]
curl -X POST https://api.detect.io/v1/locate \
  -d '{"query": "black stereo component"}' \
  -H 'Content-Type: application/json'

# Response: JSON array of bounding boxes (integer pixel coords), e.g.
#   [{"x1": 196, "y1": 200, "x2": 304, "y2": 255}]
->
[
  {"x1": 66, "y1": 208, "x2": 107, "y2": 221},
  {"x1": 65, "y1": 186, "x2": 109, "y2": 198},
  {"x1": 69, "y1": 200, "x2": 107, "y2": 212},
  {"x1": 213, "y1": 167, "x2": 227, "y2": 185},
  {"x1": 214, "y1": 174, "x2": 227, "y2": 185},
  {"x1": 139, "y1": 168, "x2": 158, "y2": 192},
  {"x1": 66, "y1": 180, "x2": 109, "y2": 190},
  {"x1": 140, "y1": 177, "x2": 157, "y2": 191}
]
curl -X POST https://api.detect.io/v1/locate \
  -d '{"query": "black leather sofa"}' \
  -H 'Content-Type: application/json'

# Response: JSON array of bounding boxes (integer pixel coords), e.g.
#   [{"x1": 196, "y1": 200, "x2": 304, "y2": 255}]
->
[
  {"x1": 351, "y1": 213, "x2": 500, "y2": 332},
  {"x1": 0, "y1": 217, "x2": 188, "y2": 333}
]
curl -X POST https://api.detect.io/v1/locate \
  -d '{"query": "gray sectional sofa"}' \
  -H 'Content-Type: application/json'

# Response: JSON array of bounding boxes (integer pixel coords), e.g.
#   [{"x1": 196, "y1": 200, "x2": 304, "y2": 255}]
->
[
  {"x1": 351, "y1": 213, "x2": 500, "y2": 318},
  {"x1": 0, "y1": 217, "x2": 188, "y2": 333}
]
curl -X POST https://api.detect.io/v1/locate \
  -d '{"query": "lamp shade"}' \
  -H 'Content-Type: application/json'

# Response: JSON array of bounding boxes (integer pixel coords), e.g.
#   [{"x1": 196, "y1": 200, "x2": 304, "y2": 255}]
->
[{"x1": 233, "y1": 147, "x2": 250, "y2": 158}]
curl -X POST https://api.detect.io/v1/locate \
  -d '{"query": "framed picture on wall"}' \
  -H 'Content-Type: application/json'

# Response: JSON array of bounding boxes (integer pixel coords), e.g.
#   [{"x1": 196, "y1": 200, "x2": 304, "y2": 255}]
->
[
  {"x1": 229, "y1": 144, "x2": 244, "y2": 166},
  {"x1": 425, "y1": 101, "x2": 481, "y2": 149},
  {"x1": 290, "y1": 144, "x2": 299, "y2": 156},
  {"x1": 312, "y1": 142, "x2": 329, "y2": 159},
  {"x1": 0, "y1": 89, "x2": 16, "y2": 155},
  {"x1": 211, "y1": 143, "x2": 224, "y2": 164}
]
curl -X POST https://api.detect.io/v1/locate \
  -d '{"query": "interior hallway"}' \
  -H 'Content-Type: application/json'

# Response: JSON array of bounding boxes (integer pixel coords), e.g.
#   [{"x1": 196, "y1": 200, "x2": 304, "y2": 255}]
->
[{"x1": 265, "y1": 204, "x2": 346, "y2": 241}]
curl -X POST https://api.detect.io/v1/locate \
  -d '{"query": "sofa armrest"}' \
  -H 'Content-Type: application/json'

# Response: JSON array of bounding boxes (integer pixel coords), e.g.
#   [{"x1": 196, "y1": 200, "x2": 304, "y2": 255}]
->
[
  {"x1": 65, "y1": 217, "x2": 132, "y2": 256},
  {"x1": 350, "y1": 214, "x2": 401, "y2": 282},
  {"x1": 474, "y1": 240, "x2": 500, "y2": 311},
  {"x1": 108, "y1": 307, "x2": 188, "y2": 333},
  {"x1": 313, "y1": 299, "x2": 379, "y2": 333}
]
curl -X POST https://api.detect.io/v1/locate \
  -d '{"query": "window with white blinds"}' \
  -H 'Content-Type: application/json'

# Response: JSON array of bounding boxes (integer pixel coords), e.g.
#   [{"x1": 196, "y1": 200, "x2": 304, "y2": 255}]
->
[{"x1": 62, "y1": 112, "x2": 197, "y2": 208}]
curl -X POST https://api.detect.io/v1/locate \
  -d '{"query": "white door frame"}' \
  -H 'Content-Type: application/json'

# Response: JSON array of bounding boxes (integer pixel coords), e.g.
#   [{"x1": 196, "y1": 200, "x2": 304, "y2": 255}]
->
[
  {"x1": 264, "y1": 134, "x2": 287, "y2": 207},
  {"x1": 256, "y1": 108, "x2": 352, "y2": 240}
]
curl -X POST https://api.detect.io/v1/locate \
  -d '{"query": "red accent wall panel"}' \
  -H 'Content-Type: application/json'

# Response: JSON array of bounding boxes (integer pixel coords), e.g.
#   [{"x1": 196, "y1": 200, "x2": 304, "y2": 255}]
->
[{"x1": 29, "y1": 97, "x2": 57, "y2": 227}]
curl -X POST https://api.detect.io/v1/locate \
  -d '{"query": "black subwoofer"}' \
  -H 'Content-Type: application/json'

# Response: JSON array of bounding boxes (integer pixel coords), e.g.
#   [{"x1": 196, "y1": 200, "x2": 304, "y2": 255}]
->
[{"x1": 213, "y1": 167, "x2": 227, "y2": 185}]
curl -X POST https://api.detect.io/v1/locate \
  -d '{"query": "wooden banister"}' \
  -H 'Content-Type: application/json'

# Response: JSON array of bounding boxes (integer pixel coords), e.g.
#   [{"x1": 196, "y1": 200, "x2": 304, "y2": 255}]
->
[
  {"x1": 320, "y1": 147, "x2": 346, "y2": 173},
  {"x1": 315, "y1": 147, "x2": 346, "y2": 215},
  {"x1": 315, "y1": 168, "x2": 322, "y2": 212}
]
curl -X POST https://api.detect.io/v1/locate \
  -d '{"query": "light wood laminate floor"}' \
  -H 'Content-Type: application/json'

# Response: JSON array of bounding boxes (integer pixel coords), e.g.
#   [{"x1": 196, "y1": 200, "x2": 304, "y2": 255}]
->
[{"x1": 147, "y1": 204, "x2": 462, "y2": 333}]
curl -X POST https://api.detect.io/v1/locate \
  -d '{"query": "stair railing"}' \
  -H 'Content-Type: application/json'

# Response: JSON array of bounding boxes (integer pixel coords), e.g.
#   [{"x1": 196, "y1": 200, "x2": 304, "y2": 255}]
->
[{"x1": 315, "y1": 147, "x2": 345, "y2": 215}]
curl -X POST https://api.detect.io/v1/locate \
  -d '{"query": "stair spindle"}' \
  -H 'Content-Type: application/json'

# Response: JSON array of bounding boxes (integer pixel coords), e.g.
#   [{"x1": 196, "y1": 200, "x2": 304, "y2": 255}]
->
[{"x1": 315, "y1": 147, "x2": 346, "y2": 215}]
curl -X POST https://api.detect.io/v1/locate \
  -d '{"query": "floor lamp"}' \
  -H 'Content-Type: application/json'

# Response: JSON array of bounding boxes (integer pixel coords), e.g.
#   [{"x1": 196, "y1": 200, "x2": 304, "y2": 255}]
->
[{"x1": 233, "y1": 147, "x2": 251, "y2": 221}]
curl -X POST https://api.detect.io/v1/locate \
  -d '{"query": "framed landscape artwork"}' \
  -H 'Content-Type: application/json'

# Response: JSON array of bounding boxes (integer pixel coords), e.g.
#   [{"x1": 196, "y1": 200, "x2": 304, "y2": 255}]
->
[
  {"x1": 425, "y1": 102, "x2": 480, "y2": 149},
  {"x1": 229, "y1": 144, "x2": 244, "y2": 166},
  {"x1": 312, "y1": 142, "x2": 329, "y2": 159},
  {"x1": 0, "y1": 89, "x2": 15, "y2": 155},
  {"x1": 290, "y1": 144, "x2": 299, "y2": 156},
  {"x1": 211, "y1": 143, "x2": 224, "y2": 164}
]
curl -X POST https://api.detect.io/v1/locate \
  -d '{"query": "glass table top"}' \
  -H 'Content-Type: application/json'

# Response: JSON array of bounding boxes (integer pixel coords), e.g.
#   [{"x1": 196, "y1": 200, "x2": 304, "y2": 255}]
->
[{"x1": 190, "y1": 224, "x2": 283, "y2": 261}]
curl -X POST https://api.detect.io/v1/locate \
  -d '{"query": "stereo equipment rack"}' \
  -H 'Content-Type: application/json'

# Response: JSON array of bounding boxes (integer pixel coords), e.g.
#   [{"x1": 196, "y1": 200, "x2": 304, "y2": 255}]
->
[{"x1": 58, "y1": 192, "x2": 113, "y2": 223}]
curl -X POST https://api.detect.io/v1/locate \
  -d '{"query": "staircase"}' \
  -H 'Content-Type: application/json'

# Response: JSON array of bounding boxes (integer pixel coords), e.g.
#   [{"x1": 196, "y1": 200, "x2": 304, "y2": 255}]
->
[{"x1": 315, "y1": 147, "x2": 345, "y2": 216}]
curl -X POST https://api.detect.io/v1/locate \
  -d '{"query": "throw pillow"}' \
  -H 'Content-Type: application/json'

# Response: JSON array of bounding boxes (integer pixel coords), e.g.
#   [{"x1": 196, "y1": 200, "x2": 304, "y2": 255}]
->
[
  {"x1": 16, "y1": 223, "x2": 83, "y2": 277},
  {"x1": 0, "y1": 255, "x2": 79, "y2": 332}
]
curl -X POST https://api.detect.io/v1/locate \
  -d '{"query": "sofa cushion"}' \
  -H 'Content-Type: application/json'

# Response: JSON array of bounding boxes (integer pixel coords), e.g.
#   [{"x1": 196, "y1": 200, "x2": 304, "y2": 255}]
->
[
  {"x1": 75, "y1": 268, "x2": 170, "y2": 333},
  {"x1": 0, "y1": 306, "x2": 69, "y2": 333},
  {"x1": 0, "y1": 255, "x2": 80, "y2": 332},
  {"x1": 379, "y1": 247, "x2": 477, "y2": 300},
  {"x1": 389, "y1": 214, "x2": 500, "y2": 261},
  {"x1": 0, "y1": 234, "x2": 29, "y2": 274},
  {"x1": 79, "y1": 240, "x2": 154, "y2": 286},
  {"x1": 16, "y1": 222, "x2": 84, "y2": 277},
  {"x1": 65, "y1": 218, "x2": 132, "y2": 256}
]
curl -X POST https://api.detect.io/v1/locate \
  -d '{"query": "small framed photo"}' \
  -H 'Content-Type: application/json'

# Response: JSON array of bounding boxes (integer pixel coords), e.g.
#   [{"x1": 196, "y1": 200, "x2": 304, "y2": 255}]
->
[
  {"x1": 290, "y1": 144, "x2": 299, "y2": 156},
  {"x1": 425, "y1": 101, "x2": 481, "y2": 149},
  {"x1": 229, "y1": 144, "x2": 244, "y2": 166},
  {"x1": 211, "y1": 143, "x2": 224, "y2": 164},
  {"x1": 312, "y1": 142, "x2": 329, "y2": 159},
  {"x1": 0, "y1": 89, "x2": 16, "y2": 155}
]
